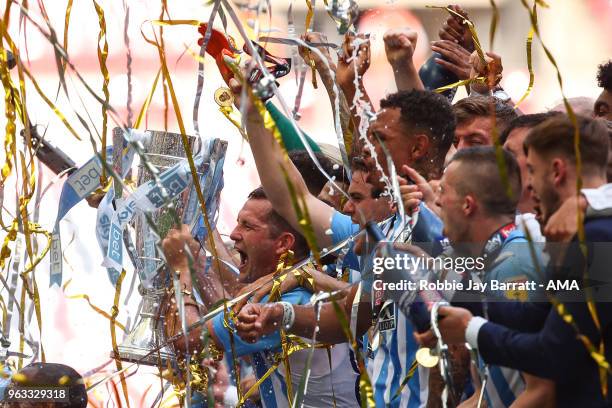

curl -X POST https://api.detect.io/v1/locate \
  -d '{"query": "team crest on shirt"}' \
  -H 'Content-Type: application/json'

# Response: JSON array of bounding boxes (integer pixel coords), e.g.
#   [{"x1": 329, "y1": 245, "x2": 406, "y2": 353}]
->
[{"x1": 378, "y1": 301, "x2": 396, "y2": 332}]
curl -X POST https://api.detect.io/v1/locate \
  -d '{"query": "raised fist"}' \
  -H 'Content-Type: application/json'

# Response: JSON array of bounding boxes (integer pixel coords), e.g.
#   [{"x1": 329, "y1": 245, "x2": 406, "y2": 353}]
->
[{"x1": 383, "y1": 28, "x2": 418, "y2": 68}]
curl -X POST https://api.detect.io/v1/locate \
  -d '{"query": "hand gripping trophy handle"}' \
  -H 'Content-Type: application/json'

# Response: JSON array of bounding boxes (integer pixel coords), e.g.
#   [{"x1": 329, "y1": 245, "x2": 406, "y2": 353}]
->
[{"x1": 110, "y1": 129, "x2": 227, "y2": 366}]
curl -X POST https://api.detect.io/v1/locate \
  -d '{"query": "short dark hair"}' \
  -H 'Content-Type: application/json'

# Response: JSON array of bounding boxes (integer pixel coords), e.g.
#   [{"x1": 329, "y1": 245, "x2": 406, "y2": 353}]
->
[
  {"x1": 523, "y1": 115, "x2": 610, "y2": 176},
  {"x1": 5, "y1": 363, "x2": 87, "y2": 408},
  {"x1": 449, "y1": 146, "x2": 522, "y2": 216},
  {"x1": 289, "y1": 150, "x2": 345, "y2": 195},
  {"x1": 499, "y1": 111, "x2": 561, "y2": 145},
  {"x1": 379, "y1": 90, "x2": 456, "y2": 159},
  {"x1": 350, "y1": 156, "x2": 369, "y2": 173},
  {"x1": 597, "y1": 60, "x2": 612, "y2": 91},
  {"x1": 247, "y1": 187, "x2": 309, "y2": 259},
  {"x1": 453, "y1": 95, "x2": 518, "y2": 134}
]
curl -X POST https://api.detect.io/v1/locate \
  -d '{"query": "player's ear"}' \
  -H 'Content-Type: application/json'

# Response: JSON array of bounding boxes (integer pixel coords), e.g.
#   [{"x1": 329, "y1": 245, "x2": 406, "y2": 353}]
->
[{"x1": 274, "y1": 232, "x2": 295, "y2": 256}]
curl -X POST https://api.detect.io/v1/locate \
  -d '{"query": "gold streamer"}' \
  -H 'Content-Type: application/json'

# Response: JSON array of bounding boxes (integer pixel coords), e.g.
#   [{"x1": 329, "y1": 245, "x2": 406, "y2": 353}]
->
[
  {"x1": 393, "y1": 360, "x2": 418, "y2": 401},
  {"x1": 228, "y1": 253, "x2": 324, "y2": 405},
  {"x1": 514, "y1": 2, "x2": 537, "y2": 108},
  {"x1": 141, "y1": 28, "x2": 187, "y2": 134},
  {"x1": 488, "y1": 0, "x2": 499, "y2": 51},
  {"x1": 13, "y1": 51, "x2": 47, "y2": 363},
  {"x1": 222, "y1": 55, "x2": 337, "y2": 406},
  {"x1": 488, "y1": 97, "x2": 513, "y2": 202},
  {"x1": 0, "y1": 221, "x2": 18, "y2": 270},
  {"x1": 20, "y1": 64, "x2": 82, "y2": 140},
  {"x1": 109, "y1": 270, "x2": 131, "y2": 408},
  {"x1": 219, "y1": 106, "x2": 248, "y2": 139},
  {"x1": 427, "y1": 5, "x2": 487, "y2": 66},
  {"x1": 305, "y1": 0, "x2": 314, "y2": 31},
  {"x1": 0, "y1": 19, "x2": 17, "y2": 183},
  {"x1": 61, "y1": 0, "x2": 73, "y2": 74},
  {"x1": 93, "y1": 0, "x2": 110, "y2": 183},
  {"x1": 0, "y1": 297, "x2": 7, "y2": 334},
  {"x1": 268, "y1": 252, "x2": 295, "y2": 406},
  {"x1": 433, "y1": 76, "x2": 486, "y2": 94},
  {"x1": 134, "y1": 68, "x2": 161, "y2": 129},
  {"x1": 279, "y1": 152, "x2": 321, "y2": 264},
  {"x1": 0, "y1": 22, "x2": 48, "y2": 363},
  {"x1": 325, "y1": 346, "x2": 338, "y2": 408},
  {"x1": 2, "y1": 0, "x2": 10, "y2": 24},
  {"x1": 151, "y1": 19, "x2": 201, "y2": 26},
  {"x1": 293, "y1": 267, "x2": 315, "y2": 293},
  {"x1": 85, "y1": 239, "x2": 352, "y2": 394},
  {"x1": 158, "y1": 3, "x2": 169, "y2": 131},
  {"x1": 1, "y1": 15, "x2": 81, "y2": 143},
  {"x1": 239, "y1": 335, "x2": 326, "y2": 405},
  {"x1": 212, "y1": 83, "x2": 247, "y2": 138},
  {"x1": 62, "y1": 279, "x2": 127, "y2": 332},
  {"x1": 18, "y1": 221, "x2": 52, "y2": 364},
  {"x1": 0, "y1": 19, "x2": 89, "y2": 146},
  {"x1": 268, "y1": 251, "x2": 294, "y2": 301}
]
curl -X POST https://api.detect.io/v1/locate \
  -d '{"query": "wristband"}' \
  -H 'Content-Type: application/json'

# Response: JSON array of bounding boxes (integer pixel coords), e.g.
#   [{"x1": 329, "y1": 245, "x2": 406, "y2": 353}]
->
[{"x1": 278, "y1": 301, "x2": 295, "y2": 330}]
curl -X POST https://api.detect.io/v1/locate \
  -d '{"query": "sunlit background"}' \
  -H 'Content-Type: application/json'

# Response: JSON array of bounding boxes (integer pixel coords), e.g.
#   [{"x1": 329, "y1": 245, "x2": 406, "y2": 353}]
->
[{"x1": 0, "y1": 0, "x2": 610, "y2": 406}]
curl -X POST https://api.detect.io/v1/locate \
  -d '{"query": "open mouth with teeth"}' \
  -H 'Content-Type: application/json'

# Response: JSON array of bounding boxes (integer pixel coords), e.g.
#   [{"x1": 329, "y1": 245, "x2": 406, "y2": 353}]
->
[{"x1": 235, "y1": 247, "x2": 249, "y2": 270}]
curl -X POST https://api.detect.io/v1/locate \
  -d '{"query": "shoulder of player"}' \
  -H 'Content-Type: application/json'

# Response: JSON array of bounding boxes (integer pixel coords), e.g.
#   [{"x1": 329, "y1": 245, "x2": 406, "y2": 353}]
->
[
  {"x1": 331, "y1": 210, "x2": 360, "y2": 234},
  {"x1": 279, "y1": 286, "x2": 314, "y2": 306},
  {"x1": 491, "y1": 238, "x2": 544, "y2": 282}
]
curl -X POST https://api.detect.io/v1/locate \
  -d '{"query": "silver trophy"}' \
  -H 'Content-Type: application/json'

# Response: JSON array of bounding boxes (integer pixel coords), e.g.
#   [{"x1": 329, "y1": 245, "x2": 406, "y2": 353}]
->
[{"x1": 110, "y1": 129, "x2": 227, "y2": 366}]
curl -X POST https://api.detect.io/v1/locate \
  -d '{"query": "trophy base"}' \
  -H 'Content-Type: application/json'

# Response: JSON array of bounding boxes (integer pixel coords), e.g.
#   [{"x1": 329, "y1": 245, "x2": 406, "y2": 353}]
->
[
  {"x1": 110, "y1": 345, "x2": 175, "y2": 367},
  {"x1": 110, "y1": 288, "x2": 176, "y2": 367}
]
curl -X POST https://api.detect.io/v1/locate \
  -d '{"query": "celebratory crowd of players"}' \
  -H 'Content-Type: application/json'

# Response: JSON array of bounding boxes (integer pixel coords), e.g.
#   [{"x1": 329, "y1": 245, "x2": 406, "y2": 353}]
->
[{"x1": 158, "y1": 6, "x2": 612, "y2": 408}]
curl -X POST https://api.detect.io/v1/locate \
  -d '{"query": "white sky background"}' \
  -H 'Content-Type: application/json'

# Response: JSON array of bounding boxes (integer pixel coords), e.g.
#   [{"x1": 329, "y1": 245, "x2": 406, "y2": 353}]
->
[{"x1": 0, "y1": 0, "x2": 610, "y2": 406}]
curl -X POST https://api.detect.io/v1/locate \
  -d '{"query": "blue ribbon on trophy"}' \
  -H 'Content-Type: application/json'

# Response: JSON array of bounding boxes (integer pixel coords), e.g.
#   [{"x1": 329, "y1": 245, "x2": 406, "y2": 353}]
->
[
  {"x1": 101, "y1": 156, "x2": 197, "y2": 272},
  {"x1": 94, "y1": 129, "x2": 150, "y2": 285},
  {"x1": 50, "y1": 144, "x2": 136, "y2": 286}
]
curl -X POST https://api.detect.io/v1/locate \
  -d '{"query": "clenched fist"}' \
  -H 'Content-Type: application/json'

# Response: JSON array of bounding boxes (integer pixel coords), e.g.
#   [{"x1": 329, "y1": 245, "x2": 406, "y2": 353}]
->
[
  {"x1": 384, "y1": 28, "x2": 418, "y2": 68},
  {"x1": 162, "y1": 224, "x2": 200, "y2": 270},
  {"x1": 235, "y1": 302, "x2": 285, "y2": 343}
]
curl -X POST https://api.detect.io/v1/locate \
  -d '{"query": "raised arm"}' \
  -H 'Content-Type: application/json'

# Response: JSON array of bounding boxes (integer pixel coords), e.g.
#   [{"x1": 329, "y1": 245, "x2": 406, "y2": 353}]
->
[
  {"x1": 336, "y1": 33, "x2": 373, "y2": 137},
  {"x1": 383, "y1": 28, "x2": 424, "y2": 91},
  {"x1": 239, "y1": 81, "x2": 336, "y2": 248}
]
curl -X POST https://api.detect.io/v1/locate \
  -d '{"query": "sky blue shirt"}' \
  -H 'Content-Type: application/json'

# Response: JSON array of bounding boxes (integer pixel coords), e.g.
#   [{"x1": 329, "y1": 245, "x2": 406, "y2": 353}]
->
[
  {"x1": 480, "y1": 228, "x2": 546, "y2": 407},
  {"x1": 212, "y1": 288, "x2": 311, "y2": 408}
]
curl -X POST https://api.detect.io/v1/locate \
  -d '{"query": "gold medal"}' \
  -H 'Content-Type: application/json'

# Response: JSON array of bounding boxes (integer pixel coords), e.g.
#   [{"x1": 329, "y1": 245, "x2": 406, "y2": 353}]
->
[
  {"x1": 214, "y1": 87, "x2": 234, "y2": 107},
  {"x1": 416, "y1": 347, "x2": 439, "y2": 368}
]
